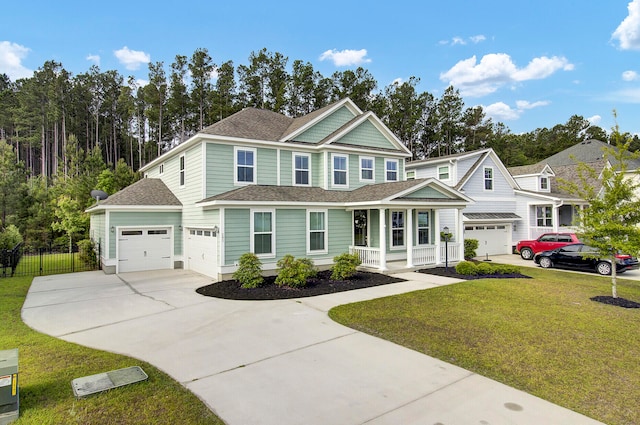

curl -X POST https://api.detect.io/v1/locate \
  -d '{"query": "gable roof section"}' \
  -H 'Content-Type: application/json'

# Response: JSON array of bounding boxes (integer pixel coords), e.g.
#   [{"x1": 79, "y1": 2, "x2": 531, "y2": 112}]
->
[
  {"x1": 454, "y1": 149, "x2": 520, "y2": 191},
  {"x1": 281, "y1": 98, "x2": 362, "y2": 141},
  {"x1": 86, "y1": 178, "x2": 182, "y2": 212},
  {"x1": 508, "y1": 163, "x2": 554, "y2": 177},
  {"x1": 198, "y1": 179, "x2": 470, "y2": 207},
  {"x1": 201, "y1": 108, "x2": 293, "y2": 141}
]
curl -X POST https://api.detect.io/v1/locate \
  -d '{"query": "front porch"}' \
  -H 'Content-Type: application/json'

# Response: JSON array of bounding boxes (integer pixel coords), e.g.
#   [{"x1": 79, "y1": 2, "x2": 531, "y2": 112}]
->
[{"x1": 351, "y1": 243, "x2": 462, "y2": 273}]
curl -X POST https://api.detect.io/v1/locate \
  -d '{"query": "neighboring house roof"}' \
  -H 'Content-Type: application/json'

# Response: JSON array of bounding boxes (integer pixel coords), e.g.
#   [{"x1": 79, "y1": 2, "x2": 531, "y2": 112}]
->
[
  {"x1": 86, "y1": 178, "x2": 182, "y2": 211},
  {"x1": 549, "y1": 161, "x2": 605, "y2": 195},
  {"x1": 508, "y1": 163, "x2": 554, "y2": 177},
  {"x1": 405, "y1": 148, "x2": 488, "y2": 168},
  {"x1": 543, "y1": 138, "x2": 640, "y2": 170},
  {"x1": 198, "y1": 179, "x2": 470, "y2": 207}
]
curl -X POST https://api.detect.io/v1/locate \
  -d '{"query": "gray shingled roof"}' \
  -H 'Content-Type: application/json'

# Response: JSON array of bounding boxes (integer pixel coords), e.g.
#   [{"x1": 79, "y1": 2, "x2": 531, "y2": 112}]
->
[
  {"x1": 200, "y1": 108, "x2": 294, "y2": 141},
  {"x1": 199, "y1": 179, "x2": 461, "y2": 204},
  {"x1": 550, "y1": 161, "x2": 605, "y2": 195},
  {"x1": 544, "y1": 139, "x2": 640, "y2": 169},
  {"x1": 463, "y1": 212, "x2": 521, "y2": 220},
  {"x1": 508, "y1": 163, "x2": 550, "y2": 176},
  {"x1": 90, "y1": 178, "x2": 182, "y2": 207}
]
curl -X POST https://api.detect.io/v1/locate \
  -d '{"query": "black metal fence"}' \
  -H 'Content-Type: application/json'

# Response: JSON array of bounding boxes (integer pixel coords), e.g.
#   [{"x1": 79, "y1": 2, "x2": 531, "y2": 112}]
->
[{"x1": 0, "y1": 242, "x2": 101, "y2": 278}]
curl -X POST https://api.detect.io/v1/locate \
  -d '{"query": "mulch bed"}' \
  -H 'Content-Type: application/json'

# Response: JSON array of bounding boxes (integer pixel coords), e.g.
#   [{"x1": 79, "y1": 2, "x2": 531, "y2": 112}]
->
[
  {"x1": 196, "y1": 270, "x2": 406, "y2": 300},
  {"x1": 591, "y1": 296, "x2": 640, "y2": 309},
  {"x1": 418, "y1": 267, "x2": 531, "y2": 280}
]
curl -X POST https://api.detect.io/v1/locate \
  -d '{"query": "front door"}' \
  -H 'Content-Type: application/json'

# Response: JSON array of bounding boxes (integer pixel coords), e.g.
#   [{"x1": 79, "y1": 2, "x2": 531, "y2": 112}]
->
[{"x1": 354, "y1": 210, "x2": 368, "y2": 246}]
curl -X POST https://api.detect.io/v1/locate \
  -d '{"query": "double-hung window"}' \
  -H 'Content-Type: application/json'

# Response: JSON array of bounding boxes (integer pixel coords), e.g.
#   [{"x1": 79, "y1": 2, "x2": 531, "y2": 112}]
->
[
  {"x1": 307, "y1": 210, "x2": 327, "y2": 254},
  {"x1": 293, "y1": 153, "x2": 310, "y2": 186},
  {"x1": 332, "y1": 154, "x2": 348, "y2": 187},
  {"x1": 179, "y1": 156, "x2": 185, "y2": 186},
  {"x1": 417, "y1": 211, "x2": 430, "y2": 245},
  {"x1": 391, "y1": 211, "x2": 405, "y2": 248},
  {"x1": 483, "y1": 167, "x2": 493, "y2": 190},
  {"x1": 251, "y1": 210, "x2": 274, "y2": 256},
  {"x1": 360, "y1": 156, "x2": 374, "y2": 182},
  {"x1": 385, "y1": 159, "x2": 398, "y2": 181},
  {"x1": 438, "y1": 165, "x2": 450, "y2": 180},
  {"x1": 536, "y1": 206, "x2": 552, "y2": 227},
  {"x1": 235, "y1": 147, "x2": 256, "y2": 184},
  {"x1": 540, "y1": 176, "x2": 549, "y2": 190}
]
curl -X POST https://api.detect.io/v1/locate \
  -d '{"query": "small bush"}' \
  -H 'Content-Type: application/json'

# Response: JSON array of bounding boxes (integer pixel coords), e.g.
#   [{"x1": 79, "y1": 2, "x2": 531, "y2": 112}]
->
[
  {"x1": 493, "y1": 264, "x2": 521, "y2": 275},
  {"x1": 464, "y1": 239, "x2": 479, "y2": 259},
  {"x1": 0, "y1": 224, "x2": 23, "y2": 250},
  {"x1": 455, "y1": 261, "x2": 477, "y2": 275},
  {"x1": 331, "y1": 252, "x2": 361, "y2": 280},
  {"x1": 476, "y1": 262, "x2": 494, "y2": 275},
  {"x1": 275, "y1": 255, "x2": 317, "y2": 288},
  {"x1": 78, "y1": 239, "x2": 98, "y2": 268},
  {"x1": 233, "y1": 253, "x2": 264, "y2": 288}
]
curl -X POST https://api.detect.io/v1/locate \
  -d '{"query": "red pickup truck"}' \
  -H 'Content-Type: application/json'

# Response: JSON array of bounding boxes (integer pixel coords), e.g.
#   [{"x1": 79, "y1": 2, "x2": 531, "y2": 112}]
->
[{"x1": 516, "y1": 233, "x2": 581, "y2": 260}]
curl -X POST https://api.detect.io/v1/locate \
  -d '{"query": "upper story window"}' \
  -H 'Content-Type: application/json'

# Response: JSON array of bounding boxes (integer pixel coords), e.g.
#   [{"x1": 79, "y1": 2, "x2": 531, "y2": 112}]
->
[
  {"x1": 540, "y1": 176, "x2": 549, "y2": 190},
  {"x1": 293, "y1": 153, "x2": 311, "y2": 186},
  {"x1": 406, "y1": 170, "x2": 416, "y2": 180},
  {"x1": 235, "y1": 147, "x2": 256, "y2": 184},
  {"x1": 438, "y1": 165, "x2": 450, "y2": 180},
  {"x1": 360, "y1": 156, "x2": 374, "y2": 182},
  {"x1": 385, "y1": 159, "x2": 399, "y2": 182},
  {"x1": 179, "y1": 155, "x2": 185, "y2": 186},
  {"x1": 251, "y1": 210, "x2": 274, "y2": 256},
  {"x1": 159, "y1": 163, "x2": 164, "y2": 175},
  {"x1": 332, "y1": 154, "x2": 348, "y2": 187},
  {"x1": 483, "y1": 167, "x2": 493, "y2": 190}
]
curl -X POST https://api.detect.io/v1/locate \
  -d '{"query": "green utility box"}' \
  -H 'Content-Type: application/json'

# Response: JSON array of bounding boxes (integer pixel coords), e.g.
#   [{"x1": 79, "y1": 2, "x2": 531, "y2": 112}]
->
[{"x1": 0, "y1": 349, "x2": 18, "y2": 425}]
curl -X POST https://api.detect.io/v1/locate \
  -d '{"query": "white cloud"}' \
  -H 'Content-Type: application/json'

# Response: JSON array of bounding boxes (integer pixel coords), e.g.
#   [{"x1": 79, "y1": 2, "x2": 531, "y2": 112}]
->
[
  {"x1": 439, "y1": 35, "x2": 487, "y2": 46},
  {"x1": 451, "y1": 37, "x2": 466, "y2": 46},
  {"x1": 612, "y1": 0, "x2": 640, "y2": 50},
  {"x1": 470, "y1": 35, "x2": 486, "y2": 44},
  {"x1": 0, "y1": 41, "x2": 33, "y2": 80},
  {"x1": 86, "y1": 54, "x2": 100, "y2": 66},
  {"x1": 440, "y1": 53, "x2": 573, "y2": 97},
  {"x1": 622, "y1": 70, "x2": 639, "y2": 81},
  {"x1": 483, "y1": 99, "x2": 550, "y2": 122},
  {"x1": 114, "y1": 46, "x2": 150, "y2": 70},
  {"x1": 319, "y1": 49, "x2": 371, "y2": 66},
  {"x1": 587, "y1": 115, "x2": 602, "y2": 126}
]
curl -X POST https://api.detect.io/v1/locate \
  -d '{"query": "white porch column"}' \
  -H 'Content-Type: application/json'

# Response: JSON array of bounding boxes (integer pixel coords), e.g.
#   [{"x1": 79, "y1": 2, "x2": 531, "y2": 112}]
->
[
  {"x1": 406, "y1": 208, "x2": 414, "y2": 268},
  {"x1": 434, "y1": 208, "x2": 441, "y2": 264},
  {"x1": 553, "y1": 203, "x2": 561, "y2": 232},
  {"x1": 457, "y1": 207, "x2": 465, "y2": 261},
  {"x1": 379, "y1": 208, "x2": 387, "y2": 271}
]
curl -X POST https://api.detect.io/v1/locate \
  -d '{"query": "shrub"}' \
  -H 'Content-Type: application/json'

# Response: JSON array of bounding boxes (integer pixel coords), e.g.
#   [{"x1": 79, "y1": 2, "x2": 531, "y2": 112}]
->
[
  {"x1": 464, "y1": 238, "x2": 479, "y2": 259},
  {"x1": 493, "y1": 264, "x2": 521, "y2": 275},
  {"x1": 275, "y1": 255, "x2": 317, "y2": 288},
  {"x1": 475, "y1": 262, "x2": 494, "y2": 275},
  {"x1": 233, "y1": 253, "x2": 264, "y2": 288},
  {"x1": 0, "y1": 225, "x2": 23, "y2": 250},
  {"x1": 331, "y1": 252, "x2": 361, "y2": 280},
  {"x1": 455, "y1": 261, "x2": 477, "y2": 275},
  {"x1": 78, "y1": 239, "x2": 98, "y2": 268}
]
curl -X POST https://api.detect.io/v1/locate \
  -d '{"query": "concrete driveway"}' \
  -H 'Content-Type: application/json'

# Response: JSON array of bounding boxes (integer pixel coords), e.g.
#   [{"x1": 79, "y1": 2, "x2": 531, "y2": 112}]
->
[{"x1": 21, "y1": 269, "x2": 604, "y2": 425}]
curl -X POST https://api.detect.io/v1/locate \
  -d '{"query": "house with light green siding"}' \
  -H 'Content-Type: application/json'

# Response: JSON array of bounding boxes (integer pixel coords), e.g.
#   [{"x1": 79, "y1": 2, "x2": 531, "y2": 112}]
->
[{"x1": 88, "y1": 98, "x2": 470, "y2": 279}]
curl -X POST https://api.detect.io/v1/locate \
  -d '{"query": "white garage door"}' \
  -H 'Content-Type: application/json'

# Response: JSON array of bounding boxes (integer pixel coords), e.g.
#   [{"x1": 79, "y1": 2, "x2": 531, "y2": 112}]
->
[
  {"x1": 464, "y1": 224, "x2": 510, "y2": 256},
  {"x1": 186, "y1": 228, "x2": 218, "y2": 278},
  {"x1": 118, "y1": 227, "x2": 172, "y2": 273}
]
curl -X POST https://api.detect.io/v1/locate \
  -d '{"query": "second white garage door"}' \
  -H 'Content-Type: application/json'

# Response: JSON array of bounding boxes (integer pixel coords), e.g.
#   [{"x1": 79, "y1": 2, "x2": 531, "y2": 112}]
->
[
  {"x1": 186, "y1": 228, "x2": 218, "y2": 278},
  {"x1": 464, "y1": 224, "x2": 510, "y2": 256}
]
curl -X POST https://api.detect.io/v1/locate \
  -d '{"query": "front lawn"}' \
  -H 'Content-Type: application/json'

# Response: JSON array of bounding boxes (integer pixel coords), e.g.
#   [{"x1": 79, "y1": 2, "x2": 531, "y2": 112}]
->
[
  {"x1": 0, "y1": 276, "x2": 224, "y2": 425},
  {"x1": 329, "y1": 267, "x2": 640, "y2": 425}
]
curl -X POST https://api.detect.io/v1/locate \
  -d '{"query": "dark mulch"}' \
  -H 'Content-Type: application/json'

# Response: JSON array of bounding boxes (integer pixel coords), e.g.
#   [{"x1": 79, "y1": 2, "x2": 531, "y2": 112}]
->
[
  {"x1": 418, "y1": 267, "x2": 531, "y2": 280},
  {"x1": 196, "y1": 270, "x2": 406, "y2": 300},
  {"x1": 591, "y1": 296, "x2": 640, "y2": 309}
]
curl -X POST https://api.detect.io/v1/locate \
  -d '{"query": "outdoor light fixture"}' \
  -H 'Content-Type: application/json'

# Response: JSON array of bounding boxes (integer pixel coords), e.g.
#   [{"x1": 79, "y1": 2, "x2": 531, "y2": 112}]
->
[
  {"x1": 212, "y1": 225, "x2": 219, "y2": 234},
  {"x1": 110, "y1": 226, "x2": 115, "y2": 233},
  {"x1": 178, "y1": 225, "x2": 183, "y2": 231}
]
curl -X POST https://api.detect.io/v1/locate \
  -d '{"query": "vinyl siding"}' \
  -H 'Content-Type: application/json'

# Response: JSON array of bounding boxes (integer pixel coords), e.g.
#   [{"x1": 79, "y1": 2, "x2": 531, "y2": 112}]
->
[
  {"x1": 90, "y1": 212, "x2": 105, "y2": 253},
  {"x1": 205, "y1": 143, "x2": 234, "y2": 197},
  {"x1": 275, "y1": 209, "x2": 306, "y2": 257},
  {"x1": 460, "y1": 156, "x2": 513, "y2": 198},
  {"x1": 327, "y1": 209, "x2": 352, "y2": 256},
  {"x1": 108, "y1": 211, "x2": 182, "y2": 258},
  {"x1": 224, "y1": 208, "x2": 250, "y2": 265},
  {"x1": 402, "y1": 186, "x2": 449, "y2": 199},
  {"x1": 295, "y1": 106, "x2": 356, "y2": 143},
  {"x1": 337, "y1": 119, "x2": 397, "y2": 150},
  {"x1": 257, "y1": 147, "x2": 277, "y2": 185},
  {"x1": 280, "y1": 150, "x2": 293, "y2": 186}
]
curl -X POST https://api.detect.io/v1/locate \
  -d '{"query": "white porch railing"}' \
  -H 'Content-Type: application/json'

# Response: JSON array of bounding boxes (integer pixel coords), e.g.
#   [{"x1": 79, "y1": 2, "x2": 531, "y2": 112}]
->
[
  {"x1": 440, "y1": 242, "x2": 461, "y2": 263},
  {"x1": 350, "y1": 246, "x2": 380, "y2": 268},
  {"x1": 413, "y1": 245, "x2": 437, "y2": 265}
]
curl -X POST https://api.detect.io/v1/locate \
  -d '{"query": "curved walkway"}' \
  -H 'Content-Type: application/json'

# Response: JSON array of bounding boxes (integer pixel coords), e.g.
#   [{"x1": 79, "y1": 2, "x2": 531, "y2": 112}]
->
[{"x1": 22, "y1": 269, "x2": 603, "y2": 425}]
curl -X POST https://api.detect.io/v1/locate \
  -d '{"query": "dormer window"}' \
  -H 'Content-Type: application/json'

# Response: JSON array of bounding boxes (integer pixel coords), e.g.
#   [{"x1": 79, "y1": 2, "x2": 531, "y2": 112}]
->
[{"x1": 540, "y1": 176, "x2": 549, "y2": 190}]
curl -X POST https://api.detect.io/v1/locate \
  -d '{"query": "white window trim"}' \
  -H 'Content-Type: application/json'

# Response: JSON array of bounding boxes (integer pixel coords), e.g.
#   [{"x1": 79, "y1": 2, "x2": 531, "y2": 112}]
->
[
  {"x1": 540, "y1": 176, "x2": 549, "y2": 191},
  {"x1": 307, "y1": 209, "x2": 328, "y2": 255},
  {"x1": 390, "y1": 210, "x2": 406, "y2": 250},
  {"x1": 331, "y1": 153, "x2": 349, "y2": 188},
  {"x1": 536, "y1": 205, "x2": 553, "y2": 227},
  {"x1": 483, "y1": 166, "x2": 494, "y2": 191},
  {"x1": 385, "y1": 158, "x2": 399, "y2": 182},
  {"x1": 293, "y1": 152, "x2": 312, "y2": 186},
  {"x1": 234, "y1": 146, "x2": 257, "y2": 185},
  {"x1": 359, "y1": 156, "x2": 375, "y2": 182},
  {"x1": 159, "y1": 163, "x2": 164, "y2": 175},
  {"x1": 406, "y1": 170, "x2": 416, "y2": 180},
  {"x1": 250, "y1": 209, "x2": 275, "y2": 258},
  {"x1": 416, "y1": 210, "x2": 431, "y2": 246},
  {"x1": 437, "y1": 165, "x2": 450, "y2": 181},
  {"x1": 179, "y1": 155, "x2": 185, "y2": 187}
]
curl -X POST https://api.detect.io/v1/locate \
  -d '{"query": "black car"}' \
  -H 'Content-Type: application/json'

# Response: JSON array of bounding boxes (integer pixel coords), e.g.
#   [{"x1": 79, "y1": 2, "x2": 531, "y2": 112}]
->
[{"x1": 533, "y1": 243, "x2": 640, "y2": 275}]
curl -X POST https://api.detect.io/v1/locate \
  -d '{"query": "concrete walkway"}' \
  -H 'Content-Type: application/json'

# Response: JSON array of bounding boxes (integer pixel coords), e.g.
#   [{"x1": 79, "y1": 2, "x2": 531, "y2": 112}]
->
[{"x1": 21, "y1": 269, "x2": 604, "y2": 425}]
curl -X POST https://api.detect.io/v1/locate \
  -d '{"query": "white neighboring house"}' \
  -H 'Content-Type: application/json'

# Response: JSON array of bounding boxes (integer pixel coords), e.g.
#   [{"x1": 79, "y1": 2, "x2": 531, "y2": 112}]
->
[{"x1": 406, "y1": 147, "x2": 594, "y2": 257}]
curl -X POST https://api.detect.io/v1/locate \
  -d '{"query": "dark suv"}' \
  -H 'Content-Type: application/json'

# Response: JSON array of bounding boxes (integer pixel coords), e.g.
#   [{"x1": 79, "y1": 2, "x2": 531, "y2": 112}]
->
[{"x1": 516, "y1": 233, "x2": 581, "y2": 260}]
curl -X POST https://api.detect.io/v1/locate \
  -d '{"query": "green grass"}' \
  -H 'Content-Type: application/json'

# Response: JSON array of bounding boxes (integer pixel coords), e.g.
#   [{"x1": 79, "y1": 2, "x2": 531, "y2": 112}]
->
[
  {"x1": 329, "y1": 267, "x2": 640, "y2": 425},
  {"x1": 12, "y1": 252, "x2": 96, "y2": 276},
  {"x1": 0, "y1": 276, "x2": 224, "y2": 425}
]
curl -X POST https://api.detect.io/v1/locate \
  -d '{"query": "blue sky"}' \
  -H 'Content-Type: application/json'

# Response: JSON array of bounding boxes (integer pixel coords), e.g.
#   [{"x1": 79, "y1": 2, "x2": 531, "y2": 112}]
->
[{"x1": 2, "y1": 0, "x2": 640, "y2": 136}]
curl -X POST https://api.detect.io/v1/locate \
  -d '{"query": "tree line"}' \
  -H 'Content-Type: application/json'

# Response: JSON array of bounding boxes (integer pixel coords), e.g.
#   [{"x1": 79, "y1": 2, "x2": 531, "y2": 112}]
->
[{"x1": 0, "y1": 46, "x2": 638, "y2": 250}]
